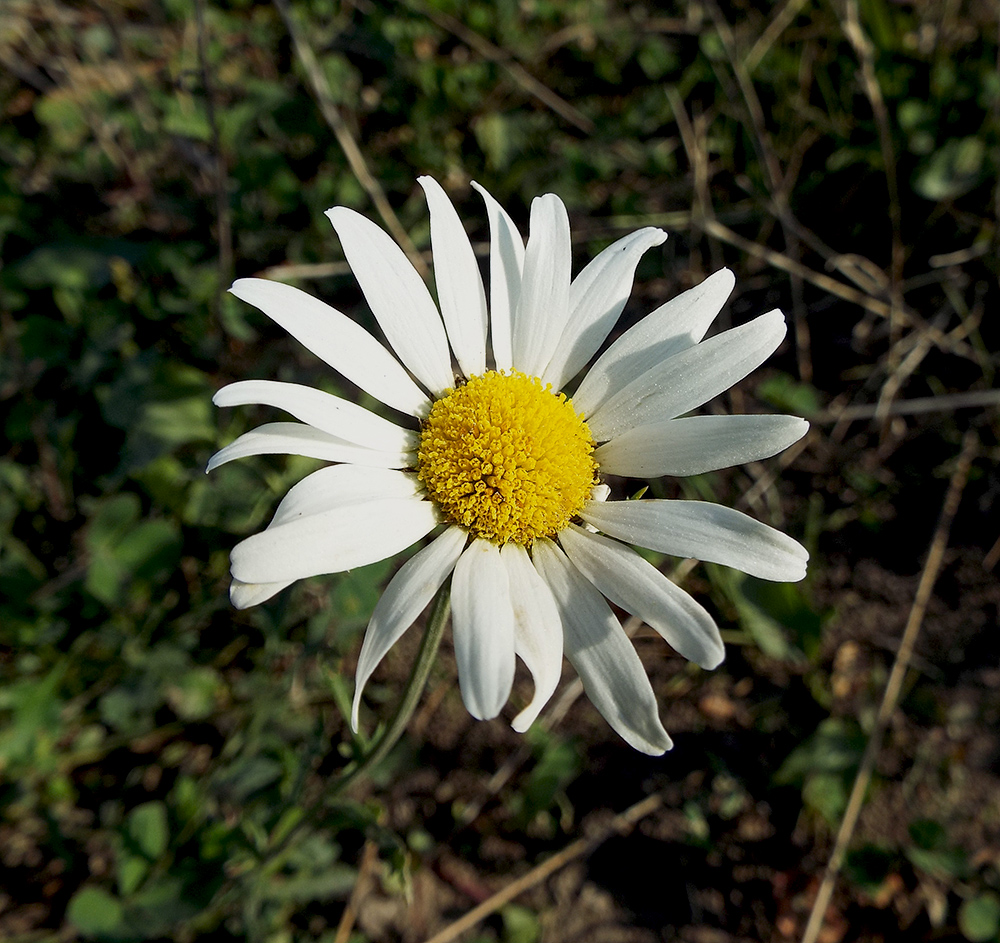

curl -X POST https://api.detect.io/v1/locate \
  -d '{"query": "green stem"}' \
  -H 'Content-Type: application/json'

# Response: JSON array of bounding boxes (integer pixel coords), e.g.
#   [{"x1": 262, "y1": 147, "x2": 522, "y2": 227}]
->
[{"x1": 332, "y1": 582, "x2": 451, "y2": 794}]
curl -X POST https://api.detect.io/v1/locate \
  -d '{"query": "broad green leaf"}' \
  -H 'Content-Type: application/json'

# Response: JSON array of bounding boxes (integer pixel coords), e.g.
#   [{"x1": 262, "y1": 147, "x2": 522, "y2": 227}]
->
[
  {"x1": 128, "y1": 801, "x2": 169, "y2": 859},
  {"x1": 914, "y1": 137, "x2": 986, "y2": 201},
  {"x1": 960, "y1": 893, "x2": 1000, "y2": 943},
  {"x1": 502, "y1": 904, "x2": 541, "y2": 943},
  {"x1": 67, "y1": 887, "x2": 127, "y2": 938}
]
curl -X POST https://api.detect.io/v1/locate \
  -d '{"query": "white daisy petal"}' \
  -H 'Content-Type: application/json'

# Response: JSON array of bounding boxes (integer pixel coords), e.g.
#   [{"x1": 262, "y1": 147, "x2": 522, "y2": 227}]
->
[
  {"x1": 532, "y1": 539, "x2": 673, "y2": 756},
  {"x1": 352, "y1": 525, "x2": 467, "y2": 730},
  {"x1": 419, "y1": 177, "x2": 488, "y2": 377},
  {"x1": 214, "y1": 177, "x2": 810, "y2": 753},
  {"x1": 267, "y1": 465, "x2": 421, "y2": 527},
  {"x1": 558, "y1": 523, "x2": 724, "y2": 669},
  {"x1": 542, "y1": 227, "x2": 667, "y2": 389},
  {"x1": 594, "y1": 414, "x2": 810, "y2": 478},
  {"x1": 207, "y1": 422, "x2": 412, "y2": 473},
  {"x1": 229, "y1": 278, "x2": 429, "y2": 417},
  {"x1": 500, "y1": 543, "x2": 563, "y2": 733},
  {"x1": 231, "y1": 495, "x2": 438, "y2": 584},
  {"x1": 213, "y1": 379, "x2": 416, "y2": 453},
  {"x1": 230, "y1": 578, "x2": 293, "y2": 609},
  {"x1": 325, "y1": 206, "x2": 454, "y2": 395},
  {"x1": 472, "y1": 181, "x2": 524, "y2": 372},
  {"x1": 512, "y1": 194, "x2": 572, "y2": 377},
  {"x1": 586, "y1": 308, "x2": 787, "y2": 442},
  {"x1": 581, "y1": 498, "x2": 809, "y2": 583},
  {"x1": 451, "y1": 538, "x2": 516, "y2": 720},
  {"x1": 573, "y1": 268, "x2": 736, "y2": 417}
]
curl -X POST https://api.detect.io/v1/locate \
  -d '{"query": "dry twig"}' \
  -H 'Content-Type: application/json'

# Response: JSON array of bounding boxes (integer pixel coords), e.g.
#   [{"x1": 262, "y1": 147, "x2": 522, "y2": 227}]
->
[
  {"x1": 816, "y1": 389, "x2": 1000, "y2": 424},
  {"x1": 193, "y1": 0, "x2": 233, "y2": 308},
  {"x1": 334, "y1": 840, "x2": 378, "y2": 943},
  {"x1": 408, "y1": 0, "x2": 594, "y2": 134},
  {"x1": 272, "y1": 0, "x2": 427, "y2": 276},
  {"x1": 421, "y1": 792, "x2": 665, "y2": 943},
  {"x1": 800, "y1": 430, "x2": 978, "y2": 943}
]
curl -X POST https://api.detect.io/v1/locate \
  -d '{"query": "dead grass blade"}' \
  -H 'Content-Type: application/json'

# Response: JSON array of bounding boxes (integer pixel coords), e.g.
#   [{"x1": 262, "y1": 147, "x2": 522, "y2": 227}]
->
[
  {"x1": 408, "y1": 0, "x2": 595, "y2": 134},
  {"x1": 272, "y1": 0, "x2": 427, "y2": 276},
  {"x1": 421, "y1": 791, "x2": 665, "y2": 943},
  {"x1": 800, "y1": 430, "x2": 978, "y2": 943}
]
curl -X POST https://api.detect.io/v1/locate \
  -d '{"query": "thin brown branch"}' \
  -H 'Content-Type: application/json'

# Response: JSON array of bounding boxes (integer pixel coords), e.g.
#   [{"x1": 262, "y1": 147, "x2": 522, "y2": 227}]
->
[
  {"x1": 272, "y1": 0, "x2": 427, "y2": 276},
  {"x1": 814, "y1": 388, "x2": 1000, "y2": 423},
  {"x1": 409, "y1": 0, "x2": 594, "y2": 133},
  {"x1": 841, "y1": 0, "x2": 905, "y2": 369},
  {"x1": 701, "y1": 218, "x2": 976, "y2": 361},
  {"x1": 193, "y1": 0, "x2": 233, "y2": 306},
  {"x1": 421, "y1": 792, "x2": 665, "y2": 943},
  {"x1": 800, "y1": 430, "x2": 978, "y2": 943},
  {"x1": 745, "y1": 0, "x2": 811, "y2": 72},
  {"x1": 705, "y1": 0, "x2": 812, "y2": 379},
  {"x1": 334, "y1": 840, "x2": 378, "y2": 943}
]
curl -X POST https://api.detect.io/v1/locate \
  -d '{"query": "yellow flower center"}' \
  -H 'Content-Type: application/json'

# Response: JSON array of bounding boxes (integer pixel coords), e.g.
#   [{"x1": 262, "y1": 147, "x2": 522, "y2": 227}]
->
[{"x1": 417, "y1": 370, "x2": 597, "y2": 545}]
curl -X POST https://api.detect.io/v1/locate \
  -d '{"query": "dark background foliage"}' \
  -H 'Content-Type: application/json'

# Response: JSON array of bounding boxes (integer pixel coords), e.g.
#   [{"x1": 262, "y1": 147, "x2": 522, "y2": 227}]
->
[{"x1": 1, "y1": 0, "x2": 998, "y2": 940}]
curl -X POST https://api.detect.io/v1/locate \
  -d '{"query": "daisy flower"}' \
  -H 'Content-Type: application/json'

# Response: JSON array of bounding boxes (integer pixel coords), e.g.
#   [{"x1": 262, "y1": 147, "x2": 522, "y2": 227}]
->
[{"x1": 210, "y1": 177, "x2": 808, "y2": 755}]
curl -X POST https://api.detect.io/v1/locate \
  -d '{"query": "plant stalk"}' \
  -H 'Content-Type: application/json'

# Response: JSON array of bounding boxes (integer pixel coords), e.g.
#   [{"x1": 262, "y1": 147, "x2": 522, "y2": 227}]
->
[{"x1": 333, "y1": 583, "x2": 451, "y2": 794}]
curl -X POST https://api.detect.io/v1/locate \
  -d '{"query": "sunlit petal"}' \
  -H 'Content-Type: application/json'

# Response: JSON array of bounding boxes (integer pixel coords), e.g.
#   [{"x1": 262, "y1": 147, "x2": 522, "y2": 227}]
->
[
  {"x1": 532, "y1": 538, "x2": 673, "y2": 755},
  {"x1": 452, "y1": 539, "x2": 516, "y2": 720}
]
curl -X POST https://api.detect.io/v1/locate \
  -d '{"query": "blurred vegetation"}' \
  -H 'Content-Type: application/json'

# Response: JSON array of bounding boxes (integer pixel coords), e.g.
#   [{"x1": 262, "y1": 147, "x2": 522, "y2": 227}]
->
[{"x1": 1, "y1": 0, "x2": 999, "y2": 940}]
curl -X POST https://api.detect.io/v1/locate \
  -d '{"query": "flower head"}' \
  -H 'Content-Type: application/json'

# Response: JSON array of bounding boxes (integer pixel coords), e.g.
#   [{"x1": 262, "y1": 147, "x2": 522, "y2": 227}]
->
[{"x1": 210, "y1": 177, "x2": 808, "y2": 755}]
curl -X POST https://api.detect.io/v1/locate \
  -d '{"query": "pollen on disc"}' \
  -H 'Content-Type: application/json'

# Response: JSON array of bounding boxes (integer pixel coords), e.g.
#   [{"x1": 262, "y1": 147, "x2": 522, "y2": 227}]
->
[{"x1": 417, "y1": 371, "x2": 597, "y2": 545}]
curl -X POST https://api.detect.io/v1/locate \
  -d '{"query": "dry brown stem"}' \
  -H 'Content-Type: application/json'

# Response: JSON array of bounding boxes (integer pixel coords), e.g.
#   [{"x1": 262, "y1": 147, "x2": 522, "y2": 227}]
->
[
  {"x1": 800, "y1": 430, "x2": 978, "y2": 943},
  {"x1": 421, "y1": 792, "x2": 665, "y2": 943}
]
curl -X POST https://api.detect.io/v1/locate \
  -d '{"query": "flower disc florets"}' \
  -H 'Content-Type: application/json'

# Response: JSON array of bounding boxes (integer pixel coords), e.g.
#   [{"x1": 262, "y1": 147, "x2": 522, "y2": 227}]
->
[{"x1": 417, "y1": 370, "x2": 597, "y2": 545}]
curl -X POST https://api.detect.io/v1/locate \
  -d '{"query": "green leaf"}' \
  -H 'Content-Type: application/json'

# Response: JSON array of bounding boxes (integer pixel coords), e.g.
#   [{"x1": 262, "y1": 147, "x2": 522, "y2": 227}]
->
[
  {"x1": 914, "y1": 137, "x2": 986, "y2": 201},
  {"x1": 124, "y1": 876, "x2": 201, "y2": 936},
  {"x1": 775, "y1": 718, "x2": 865, "y2": 784},
  {"x1": 711, "y1": 562, "x2": 824, "y2": 661},
  {"x1": 327, "y1": 557, "x2": 396, "y2": 639},
  {"x1": 127, "y1": 802, "x2": 169, "y2": 859},
  {"x1": 502, "y1": 904, "x2": 541, "y2": 943},
  {"x1": 165, "y1": 666, "x2": 220, "y2": 721},
  {"x1": 959, "y1": 893, "x2": 1000, "y2": 943},
  {"x1": 84, "y1": 495, "x2": 181, "y2": 605},
  {"x1": 802, "y1": 772, "x2": 848, "y2": 825},
  {"x1": 845, "y1": 844, "x2": 896, "y2": 892},
  {"x1": 905, "y1": 845, "x2": 969, "y2": 879},
  {"x1": 473, "y1": 112, "x2": 513, "y2": 171},
  {"x1": 909, "y1": 818, "x2": 946, "y2": 850},
  {"x1": 67, "y1": 887, "x2": 127, "y2": 938},
  {"x1": 756, "y1": 372, "x2": 822, "y2": 418},
  {"x1": 260, "y1": 865, "x2": 357, "y2": 903},
  {"x1": 0, "y1": 663, "x2": 67, "y2": 770},
  {"x1": 117, "y1": 854, "x2": 149, "y2": 897}
]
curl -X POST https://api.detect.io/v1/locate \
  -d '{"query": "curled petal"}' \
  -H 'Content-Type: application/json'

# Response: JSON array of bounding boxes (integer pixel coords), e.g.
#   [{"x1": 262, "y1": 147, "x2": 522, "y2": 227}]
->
[
  {"x1": 230, "y1": 578, "x2": 293, "y2": 609},
  {"x1": 594, "y1": 414, "x2": 809, "y2": 478},
  {"x1": 512, "y1": 194, "x2": 572, "y2": 377},
  {"x1": 352, "y1": 526, "x2": 467, "y2": 730},
  {"x1": 207, "y1": 422, "x2": 412, "y2": 473},
  {"x1": 472, "y1": 181, "x2": 524, "y2": 372},
  {"x1": 573, "y1": 268, "x2": 735, "y2": 417},
  {"x1": 231, "y1": 495, "x2": 438, "y2": 584},
  {"x1": 213, "y1": 379, "x2": 415, "y2": 453},
  {"x1": 532, "y1": 539, "x2": 673, "y2": 756},
  {"x1": 558, "y1": 523, "x2": 724, "y2": 669},
  {"x1": 326, "y1": 206, "x2": 454, "y2": 395},
  {"x1": 451, "y1": 539, "x2": 516, "y2": 720},
  {"x1": 586, "y1": 309, "x2": 787, "y2": 441},
  {"x1": 500, "y1": 542, "x2": 563, "y2": 732},
  {"x1": 229, "y1": 278, "x2": 429, "y2": 417},
  {"x1": 419, "y1": 177, "x2": 488, "y2": 378},
  {"x1": 581, "y1": 498, "x2": 809, "y2": 583},
  {"x1": 542, "y1": 227, "x2": 667, "y2": 389}
]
